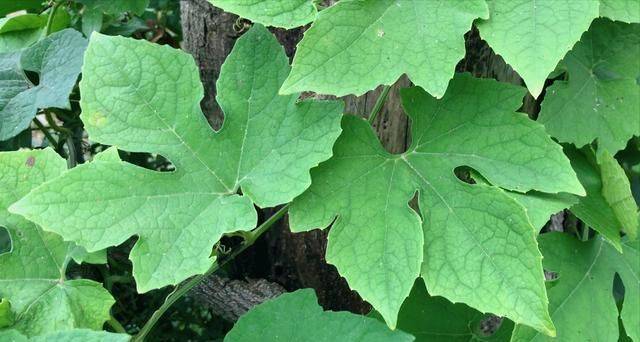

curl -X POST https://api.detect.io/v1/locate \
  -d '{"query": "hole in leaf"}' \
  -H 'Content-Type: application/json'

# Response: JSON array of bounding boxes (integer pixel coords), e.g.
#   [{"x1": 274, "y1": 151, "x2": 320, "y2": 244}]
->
[
  {"x1": 0, "y1": 226, "x2": 11, "y2": 255},
  {"x1": 453, "y1": 165, "x2": 483, "y2": 185},
  {"x1": 408, "y1": 190, "x2": 421, "y2": 220},
  {"x1": 119, "y1": 152, "x2": 175, "y2": 172}
]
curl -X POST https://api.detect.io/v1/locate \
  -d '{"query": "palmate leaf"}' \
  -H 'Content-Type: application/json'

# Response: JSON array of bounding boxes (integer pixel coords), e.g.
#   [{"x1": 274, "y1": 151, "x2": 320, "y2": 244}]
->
[
  {"x1": 225, "y1": 289, "x2": 413, "y2": 342},
  {"x1": 538, "y1": 19, "x2": 640, "y2": 153},
  {"x1": 0, "y1": 149, "x2": 114, "y2": 337},
  {"x1": 565, "y1": 146, "x2": 638, "y2": 251},
  {"x1": 370, "y1": 280, "x2": 514, "y2": 342},
  {"x1": 512, "y1": 233, "x2": 639, "y2": 341},
  {"x1": 0, "y1": 28, "x2": 86, "y2": 141},
  {"x1": 280, "y1": 0, "x2": 488, "y2": 98},
  {"x1": 476, "y1": 0, "x2": 599, "y2": 98},
  {"x1": 209, "y1": 0, "x2": 317, "y2": 29},
  {"x1": 11, "y1": 25, "x2": 343, "y2": 292},
  {"x1": 0, "y1": 328, "x2": 130, "y2": 342},
  {"x1": 290, "y1": 74, "x2": 585, "y2": 332}
]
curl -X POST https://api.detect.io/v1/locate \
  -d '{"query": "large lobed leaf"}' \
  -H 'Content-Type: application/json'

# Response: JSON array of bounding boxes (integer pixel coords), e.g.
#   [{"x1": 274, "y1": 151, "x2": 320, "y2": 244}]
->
[
  {"x1": 291, "y1": 74, "x2": 584, "y2": 332},
  {"x1": 476, "y1": 0, "x2": 600, "y2": 98},
  {"x1": 0, "y1": 149, "x2": 114, "y2": 337},
  {"x1": 0, "y1": 28, "x2": 86, "y2": 141},
  {"x1": 10, "y1": 25, "x2": 343, "y2": 292},
  {"x1": 225, "y1": 289, "x2": 413, "y2": 342},
  {"x1": 209, "y1": 0, "x2": 317, "y2": 29},
  {"x1": 538, "y1": 19, "x2": 640, "y2": 153},
  {"x1": 280, "y1": 0, "x2": 488, "y2": 98},
  {"x1": 512, "y1": 233, "x2": 639, "y2": 341}
]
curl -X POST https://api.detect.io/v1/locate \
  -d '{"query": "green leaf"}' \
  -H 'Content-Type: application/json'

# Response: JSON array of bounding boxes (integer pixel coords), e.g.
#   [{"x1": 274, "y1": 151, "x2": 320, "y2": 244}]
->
[
  {"x1": 0, "y1": 299, "x2": 14, "y2": 328},
  {"x1": 225, "y1": 289, "x2": 413, "y2": 342},
  {"x1": 371, "y1": 279, "x2": 514, "y2": 342},
  {"x1": 476, "y1": 0, "x2": 599, "y2": 97},
  {"x1": 538, "y1": 19, "x2": 640, "y2": 153},
  {"x1": 565, "y1": 146, "x2": 638, "y2": 251},
  {"x1": 512, "y1": 233, "x2": 639, "y2": 341},
  {"x1": 0, "y1": 149, "x2": 114, "y2": 337},
  {"x1": 0, "y1": 28, "x2": 87, "y2": 141},
  {"x1": 0, "y1": 328, "x2": 130, "y2": 342},
  {"x1": 0, "y1": 14, "x2": 46, "y2": 34},
  {"x1": 291, "y1": 74, "x2": 584, "y2": 332},
  {"x1": 77, "y1": 0, "x2": 149, "y2": 15},
  {"x1": 600, "y1": 0, "x2": 640, "y2": 23},
  {"x1": 280, "y1": 0, "x2": 488, "y2": 98},
  {"x1": 209, "y1": 0, "x2": 317, "y2": 29},
  {"x1": 10, "y1": 25, "x2": 343, "y2": 292},
  {"x1": 0, "y1": 1, "x2": 44, "y2": 17}
]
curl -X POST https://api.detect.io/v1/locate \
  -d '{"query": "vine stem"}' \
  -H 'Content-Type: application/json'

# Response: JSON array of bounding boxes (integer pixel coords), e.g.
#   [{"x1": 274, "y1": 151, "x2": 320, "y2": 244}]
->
[
  {"x1": 368, "y1": 85, "x2": 391, "y2": 124},
  {"x1": 132, "y1": 204, "x2": 289, "y2": 342},
  {"x1": 32, "y1": 118, "x2": 59, "y2": 149},
  {"x1": 43, "y1": 1, "x2": 62, "y2": 37}
]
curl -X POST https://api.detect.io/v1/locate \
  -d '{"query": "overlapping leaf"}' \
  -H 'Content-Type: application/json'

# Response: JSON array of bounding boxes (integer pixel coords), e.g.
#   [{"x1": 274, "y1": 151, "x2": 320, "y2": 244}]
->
[
  {"x1": 0, "y1": 149, "x2": 114, "y2": 337},
  {"x1": 0, "y1": 28, "x2": 86, "y2": 141},
  {"x1": 10, "y1": 25, "x2": 343, "y2": 292},
  {"x1": 280, "y1": 0, "x2": 488, "y2": 98},
  {"x1": 538, "y1": 19, "x2": 640, "y2": 153},
  {"x1": 512, "y1": 233, "x2": 639, "y2": 341},
  {"x1": 225, "y1": 289, "x2": 413, "y2": 342},
  {"x1": 476, "y1": 0, "x2": 599, "y2": 97},
  {"x1": 0, "y1": 10, "x2": 70, "y2": 53},
  {"x1": 565, "y1": 147, "x2": 638, "y2": 252},
  {"x1": 371, "y1": 280, "x2": 514, "y2": 342},
  {"x1": 291, "y1": 74, "x2": 584, "y2": 331},
  {"x1": 209, "y1": 0, "x2": 317, "y2": 29}
]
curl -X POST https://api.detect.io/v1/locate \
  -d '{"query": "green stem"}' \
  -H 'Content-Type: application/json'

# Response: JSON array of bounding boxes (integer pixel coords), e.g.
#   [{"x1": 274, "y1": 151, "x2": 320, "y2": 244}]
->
[
  {"x1": 132, "y1": 204, "x2": 289, "y2": 342},
  {"x1": 43, "y1": 2, "x2": 62, "y2": 37},
  {"x1": 581, "y1": 225, "x2": 590, "y2": 242},
  {"x1": 66, "y1": 136, "x2": 77, "y2": 168},
  {"x1": 32, "y1": 118, "x2": 59, "y2": 149},
  {"x1": 368, "y1": 85, "x2": 391, "y2": 124},
  {"x1": 108, "y1": 315, "x2": 127, "y2": 334}
]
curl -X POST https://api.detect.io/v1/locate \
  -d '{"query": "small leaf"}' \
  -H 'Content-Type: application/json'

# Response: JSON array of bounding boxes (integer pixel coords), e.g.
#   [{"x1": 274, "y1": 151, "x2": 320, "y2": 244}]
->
[
  {"x1": 0, "y1": 1, "x2": 44, "y2": 17},
  {"x1": 0, "y1": 149, "x2": 114, "y2": 337},
  {"x1": 209, "y1": 0, "x2": 317, "y2": 29},
  {"x1": 565, "y1": 146, "x2": 638, "y2": 251},
  {"x1": 538, "y1": 19, "x2": 640, "y2": 153},
  {"x1": 225, "y1": 289, "x2": 414, "y2": 342},
  {"x1": 291, "y1": 74, "x2": 584, "y2": 331},
  {"x1": 0, "y1": 28, "x2": 87, "y2": 141},
  {"x1": 11, "y1": 25, "x2": 343, "y2": 292},
  {"x1": 476, "y1": 0, "x2": 599, "y2": 97},
  {"x1": 280, "y1": 0, "x2": 488, "y2": 97},
  {"x1": 512, "y1": 233, "x2": 639, "y2": 341}
]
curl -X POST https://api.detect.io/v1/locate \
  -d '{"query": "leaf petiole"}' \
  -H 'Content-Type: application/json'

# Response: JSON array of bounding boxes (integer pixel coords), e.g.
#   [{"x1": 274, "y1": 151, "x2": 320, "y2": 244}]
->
[
  {"x1": 132, "y1": 204, "x2": 289, "y2": 341},
  {"x1": 368, "y1": 85, "x2": 391, "y2": 124}
]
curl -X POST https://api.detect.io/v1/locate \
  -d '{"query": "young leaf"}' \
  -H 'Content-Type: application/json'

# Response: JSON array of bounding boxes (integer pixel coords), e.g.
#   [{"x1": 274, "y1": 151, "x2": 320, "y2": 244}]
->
[
  {"x1": 0, "y1": 328, "x2": 130, "y2": 342},
  {"x1": 0, "y1": 28, "x2": 87, "y2": 141},
  {"x1": 280, "y1": 0, "x2": 488, "y2": 98},
  {"x1": 565, "y1": 147, "x2": 638, "y2": 251},
  {"x1": 0, "y1": 149, "x2": 114, "y2": 337},
  {"x1": 209, "y1": 0, "x2": 317, "y2": 29},
  {"x1": 512, "y1": 233, "x2": 639, "y2": 341},
  {"x1": 538, "y1": 19, "x2": 639, "y2": 153},
  {"x1": 225, "y1": 289, "x2": 413, "y2": 342},
  {"x1": 371, "y1": 280, "x2": 514, "y2": 342},
  {"x1": 290, "y1": 74, "x2": 585, "y2": 332},
  {"x1": 476, "y1": 0, "x2": 599, "y2": 97},
  {"x1": 600, "y1": 0, "x2": 640, "y2": 23},
  {"x1": 10, "y1": 25, "x2": 343, "y2": 292}
]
